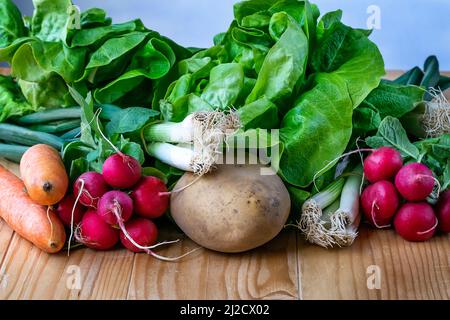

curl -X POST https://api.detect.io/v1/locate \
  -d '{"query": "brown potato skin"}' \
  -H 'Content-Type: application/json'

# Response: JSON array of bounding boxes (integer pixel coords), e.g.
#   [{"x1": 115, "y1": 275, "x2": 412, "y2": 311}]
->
[{"x1": 170, "y1": 164, "x2": 291, "y2": 253}]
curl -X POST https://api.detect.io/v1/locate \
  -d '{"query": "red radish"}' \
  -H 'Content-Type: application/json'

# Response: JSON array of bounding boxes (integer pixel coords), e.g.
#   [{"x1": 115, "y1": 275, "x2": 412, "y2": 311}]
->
[
  {"x1": 73, "y1": 172, "x2": 109, "y2": 208},
  {"x1": 76, "y1": 210, "x2": 119, "y2": 250},
  {"x1": 394, "y1": 202, "x2": 438, "y2": 241},
  {"x1": 97, "y1": 191, "x2": 133, "y2": 226},
  {"x1": 436, "y1": 190, "x2": 450, "y2": 233},
  {"x1": 131, "y1": 176, "x2": 169, "y2": 219},
  {"x1": 361, "y1": 180, "x2": 399, "y2": 228},
  {"x1": 364, "y1": 147, "x2": 403, "y2": 183},
  {"x1": 119, "y1": 218, "x2": 158, "y2": 253},
  {"x1": 102, "y1": 153, "x2": 142, "y2": 189},
  {"x1": 55, "y1": 194, "x2": 85, "y2": 227},
  {"x1": 395, "y1": 163, "x2": 435, "y2": 201},
  {"x1": 117, "y1": 217, "x2": 196, "y2": 261}
]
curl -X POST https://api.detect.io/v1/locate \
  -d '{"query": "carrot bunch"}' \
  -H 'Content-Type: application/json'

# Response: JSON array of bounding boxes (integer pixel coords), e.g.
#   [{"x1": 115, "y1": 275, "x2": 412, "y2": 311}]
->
[{"x1": 0, "y1": 144, "x2": 68, "y2": 253}]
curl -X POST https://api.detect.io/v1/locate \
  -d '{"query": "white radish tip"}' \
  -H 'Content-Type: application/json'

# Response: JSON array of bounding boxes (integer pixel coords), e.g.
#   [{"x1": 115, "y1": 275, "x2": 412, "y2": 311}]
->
[
  {"x1": 416, "y1": 217, "x2": 439, "y2": 235},
  {"x1": 370, "y1": 201, "x2": 391, "y2": 229}
]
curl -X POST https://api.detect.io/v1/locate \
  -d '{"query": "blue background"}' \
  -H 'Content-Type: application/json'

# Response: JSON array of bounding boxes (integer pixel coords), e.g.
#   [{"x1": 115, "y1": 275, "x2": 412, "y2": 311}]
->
[{"x1": 12, "y1": 0, "x2": 450, "y2": 70}]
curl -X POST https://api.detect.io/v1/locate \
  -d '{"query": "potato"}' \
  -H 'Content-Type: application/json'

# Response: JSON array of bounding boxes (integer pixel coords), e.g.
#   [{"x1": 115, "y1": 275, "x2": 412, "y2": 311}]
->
[{"x1": 170, "y1": 164, "x2": 291, "y2": 253}]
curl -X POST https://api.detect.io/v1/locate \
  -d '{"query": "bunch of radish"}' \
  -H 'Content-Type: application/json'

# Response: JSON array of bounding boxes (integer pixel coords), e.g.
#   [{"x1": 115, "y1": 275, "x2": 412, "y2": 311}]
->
[
  {"x1": 361, "y1": 147, "x2": 450, "y2": 241},
  {"x1": 55, "y1": 152, "x2": 171, "y2": 255}
]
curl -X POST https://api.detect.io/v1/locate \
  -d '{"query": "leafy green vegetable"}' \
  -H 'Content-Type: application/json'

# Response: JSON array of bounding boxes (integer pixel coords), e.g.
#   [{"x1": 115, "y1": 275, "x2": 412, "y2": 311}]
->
[
  {"x1": 80, "y1": 8, "x2": 112, "y2": 28},
  {"x1": 161, "y1": 93, "x2": 213, "y2": 122},
  {"x1": 361, "y1": 81, "x2": 424, "y2": 119},
  {"x1": 246, "y1": 12, "x2": 308, "y2": 105},
  {"x1": 0, "y1": 37, "x2": 34, "y2": 62},
  {"x1": 201, "y1": 63, "x2": 244, "y2": 109},
  {"x1": 18, "y1": 74, "x2": 74, "y2": 108},
  {"x1": 438, "y1": 75, "x2": 450, "y2": 92},
  {"x1": 2, "y1": 0, "x2": 393, "y2": 197},
  {"x1": 142, "y1": 167, "x2": 168, "y2": 184},
  {"x1": 12, "y1": 40, "x2": 87, "y2": 83},
  {"x1": 391, "y1": 55, "x2": 448, "y2": 101},
  {"x1": 233, "y1": 0, "x2": 277, "y2": 25},
  {"x1": 421, "y1": 55, "x2": 440, "y2": 88},
  {"x1": 31, "y1": 0, "x2": 72, "y2": 42},
  {"x1": 0, "y1": 0, "x2": 27, "y2": 48},
  {"x1": 0, "y1": 75, "x2": 35, "y2": 122},
  {"x1": 120, "y1": 138, "x2": 145, "y2": 164},
  {"x1": 393, "y1": 66, "x2": 423, "y2": 86},
  {"x1": 237, "y1": 97, "x2": 279, "y2": 129},
  {"x1": 106, "y1": 107, "x2": 159, "y2": 135},
  {"x1": 82, "y1": 31, "x2": 148, "y2": 82},
  {"x1": 366, "y1": 116, "x2": 420, "y2": 159},
  {"x1": 279, "y1": 73, "x2": 353, "y2": 187},
  {"x1": 311, "y1": 21, "x2": 385, "y2": 107},
  {"x1": 352, "y1": 107, "x2": 381, "y2": 139},
  {"x1": 94, "y1": 37, "x2": 176, "y2": 104},
  {"x1": 69, "y1": 19, "x2": 144, "y2": 47},
  {"x1": 63, "y1": 87, "x2": 150, "y2": 179}
]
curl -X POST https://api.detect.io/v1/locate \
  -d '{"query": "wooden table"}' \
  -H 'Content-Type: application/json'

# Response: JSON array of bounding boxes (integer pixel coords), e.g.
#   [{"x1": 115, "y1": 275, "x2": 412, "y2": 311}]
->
[{"x1": 0, "y1": 71, "x2": 449, "y2": 300}]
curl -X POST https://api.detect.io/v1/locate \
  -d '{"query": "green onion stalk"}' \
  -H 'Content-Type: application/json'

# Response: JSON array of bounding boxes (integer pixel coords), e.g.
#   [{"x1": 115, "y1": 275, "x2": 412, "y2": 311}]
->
[
  {"x1": 298, "y1": 165, "x2": 363, "y2": 248},
  {"x1": 144, "y1": 111, "x2": 241, "y2": 176}
]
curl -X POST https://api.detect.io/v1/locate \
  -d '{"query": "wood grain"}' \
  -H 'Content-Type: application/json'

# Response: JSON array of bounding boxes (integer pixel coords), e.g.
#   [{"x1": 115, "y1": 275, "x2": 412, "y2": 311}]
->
[
  {"x1": 0, "y1": 232, "x2": 135, "y2": 299},
  {"x1": 298, "y1": 227, "x2": 450, "y2": 300},
  {"x1": 128, "y1": 230, "x2": 298, "y2": 300}
]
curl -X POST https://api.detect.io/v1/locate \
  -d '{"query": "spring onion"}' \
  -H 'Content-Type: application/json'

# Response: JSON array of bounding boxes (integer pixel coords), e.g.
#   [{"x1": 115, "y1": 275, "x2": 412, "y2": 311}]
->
[
  {"x1": 17, "y1": 107, "x2": 81, "y2": 125},
  {"x1": 0, "y1": 123, "x2": 64, "y2": 150},
  {"x1": 28, "y1": 119, "x2": 81, "y2": 134},
  {"x1": 144, "y1": 111, "x2": 240, "y2": 175},
  {"x1": 299, "y1": 165, "x2": 363, "y2": 248},
  {"x1": 0, "y1": 144, "x2": 29, "y2": 163}
]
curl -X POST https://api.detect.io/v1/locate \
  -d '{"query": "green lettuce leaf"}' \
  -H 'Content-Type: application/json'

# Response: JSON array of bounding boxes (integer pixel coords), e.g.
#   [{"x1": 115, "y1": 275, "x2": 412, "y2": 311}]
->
[
  {"x1": 311, "y1": 21, "x2": 385, "y2": 107},
  {"x1": 31, "y1": 0, "x2": 71, "y2": 42},
  {"x1": 0, "y1": 75, "x2": 35, "y2": 122},
  {"x1": 279, "y1": 73, "x2": 353, "y2": 187},
  {"x1": 0, "y1": 0, "x2": 27, "y2": 48},
  {"x1": 246, "y1": 12, "x2": 308, "y2": 105}
]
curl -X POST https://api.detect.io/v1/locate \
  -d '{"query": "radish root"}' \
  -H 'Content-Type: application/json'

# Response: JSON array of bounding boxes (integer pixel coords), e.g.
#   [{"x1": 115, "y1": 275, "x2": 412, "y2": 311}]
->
[
  {"x1": 68, "y1": 179, "x2": 85, "y2": 255},
  {"x1": 416, "y1": 174, "x2": 442, "y2": 199},
  {"x1": 370, "y1": 201, "x2": 391, "y2": 229},
  {"x1": 111, "y1": 202, "x2": 199, "y2": 261},
  {"x1": 73, "y1": 223, "x2": 100, "y2": 248},
  {"x1": 145, "y1": 246, "x2": 202, "y2": 262},
  {"x1": 74, "y1": 178, "x2": 99, "y2": 208},
  {"x1": 417, "y1": 217, "x2": 439, "y2": 235}
]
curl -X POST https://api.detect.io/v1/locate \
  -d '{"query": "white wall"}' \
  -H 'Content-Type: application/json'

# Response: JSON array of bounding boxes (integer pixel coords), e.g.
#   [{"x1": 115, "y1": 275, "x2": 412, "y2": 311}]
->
[{"x1": 12, "y1": 0, "x2": 450, "y2": 70}]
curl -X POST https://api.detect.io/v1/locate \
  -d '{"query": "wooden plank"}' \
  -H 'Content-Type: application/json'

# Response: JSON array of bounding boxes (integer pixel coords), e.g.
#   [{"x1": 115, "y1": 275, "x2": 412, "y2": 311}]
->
[
  {"x1": 128, "y1": 229, "x2": 299, "y2": 300},
  {"x1": 298, "y1": 227, "x2": 450, "y2": 300},
  {"x1": 0, "y1": 233, "x2": 135, "y2": 299}
]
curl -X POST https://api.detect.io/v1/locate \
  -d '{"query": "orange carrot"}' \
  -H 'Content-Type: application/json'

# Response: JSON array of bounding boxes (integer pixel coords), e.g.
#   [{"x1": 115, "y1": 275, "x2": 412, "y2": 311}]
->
[
  {"x1": 0, "y1": 164, "x2": 66, "y2": 253},
  {"x1": 20, "y1": 144, "x2": 69, "y2": 206}
]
